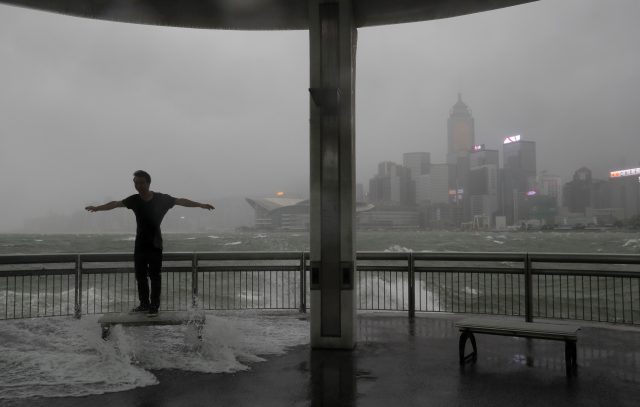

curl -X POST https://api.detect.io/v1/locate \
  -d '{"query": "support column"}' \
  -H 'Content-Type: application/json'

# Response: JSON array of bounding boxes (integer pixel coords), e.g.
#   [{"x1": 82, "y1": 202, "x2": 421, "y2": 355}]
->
[{"x1": 308, "y1": 0, "x2": 357, "y2": 349}]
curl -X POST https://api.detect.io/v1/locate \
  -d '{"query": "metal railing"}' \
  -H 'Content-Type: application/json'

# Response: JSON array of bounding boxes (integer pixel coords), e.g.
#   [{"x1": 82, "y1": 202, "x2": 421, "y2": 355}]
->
[{"x1": 1, "y1": 251, "x2": 639, "y2": 326}]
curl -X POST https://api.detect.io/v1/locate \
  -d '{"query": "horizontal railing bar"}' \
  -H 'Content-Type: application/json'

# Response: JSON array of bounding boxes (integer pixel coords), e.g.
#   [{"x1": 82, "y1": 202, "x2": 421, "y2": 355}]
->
[
  {"x1": 196, "y1": 252, "x2": 304, "y2": 261},
  {"x1": 358, "y1": 266, "x2": 409, "y2": 272},
  {"x1": 413, "y1": 252, "x2": 526, "y2": 262},
  {"x1": 357, "y1": 252, "x2": 411, "y2": 261},
  {"x1": 530, "y1": 252, "x2": 640, "y2": 264},
  {"x1": 414, "y1": 266, "x2": 523, "y2": 275},
  {"x1": 77, "y1": 253, "x2": 135, "y2": 262},
  {"x1": 0, "y1": 254, "x2": 77, "y2": 264},
  {"x1": 0, "y1": 268, "x2": 76, "y2": 277},
  {"x1": 532, "y1": 269, "x2": 640, "y2": 278},
  {"x1": 198, "y1": 265, "x2": 301, "y2": 272}
]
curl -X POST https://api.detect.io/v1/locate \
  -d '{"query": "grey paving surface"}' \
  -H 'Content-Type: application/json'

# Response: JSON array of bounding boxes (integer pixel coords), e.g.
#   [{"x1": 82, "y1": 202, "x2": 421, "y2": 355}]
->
[{"x1": 5, "y1": 314, "x2": 640, "y2": 407}]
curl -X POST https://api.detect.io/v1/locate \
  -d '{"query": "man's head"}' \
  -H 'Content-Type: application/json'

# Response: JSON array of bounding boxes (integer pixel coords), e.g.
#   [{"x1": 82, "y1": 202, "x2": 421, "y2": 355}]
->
[{"x1": 133, "y1": 170, "x2": 151, "y2": 194}]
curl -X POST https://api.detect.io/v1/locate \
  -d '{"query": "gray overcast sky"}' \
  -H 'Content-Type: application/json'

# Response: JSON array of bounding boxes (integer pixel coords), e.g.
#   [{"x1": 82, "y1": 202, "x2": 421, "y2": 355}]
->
[{"x1": 1, "y1": 0, "x2": 639, "y2": 231}]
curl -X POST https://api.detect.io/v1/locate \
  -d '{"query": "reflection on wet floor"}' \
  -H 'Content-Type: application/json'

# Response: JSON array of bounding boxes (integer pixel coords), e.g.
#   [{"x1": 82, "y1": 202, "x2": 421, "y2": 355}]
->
[
  {"x1": 5, "y1": 313, "x2": 640, "y2": 407},
  {"x1": 357, "y1": 313, "x2": 640, "y2": 383}
]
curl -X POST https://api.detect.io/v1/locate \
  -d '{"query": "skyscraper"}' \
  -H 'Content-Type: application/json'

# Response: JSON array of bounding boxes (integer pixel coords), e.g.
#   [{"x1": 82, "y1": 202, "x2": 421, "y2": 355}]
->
[
  {"x1": 403, "y1": 152, "x2": 431, "y2": 179},
  {"x1": 469, "y1": 148, "x2": 500, "y2": 227},
  {"x1": 368, "y1": 161, "x2": 412, "y2": 206},
  {"x1": 502, "y1": 137, "x2": 536, "y2": 225},
  {"x1": 447, "y1": 94, "x2": 475, "y2": 165}
]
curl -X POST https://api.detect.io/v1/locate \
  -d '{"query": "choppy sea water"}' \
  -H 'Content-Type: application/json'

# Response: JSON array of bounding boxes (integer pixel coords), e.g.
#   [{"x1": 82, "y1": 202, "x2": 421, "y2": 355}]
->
[
  {"x1": 0, "y1": 230, "x2": 638, "y2": 400},
  {"x1": 1, "y1": 230, "x2": 639, "y2": 254}
]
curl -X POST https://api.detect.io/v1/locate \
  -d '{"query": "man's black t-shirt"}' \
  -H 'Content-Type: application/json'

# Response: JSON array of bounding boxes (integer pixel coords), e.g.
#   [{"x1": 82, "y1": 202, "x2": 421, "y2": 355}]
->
[{"x1": 123, "y1": 192, "x2": 176, "y2": 252}]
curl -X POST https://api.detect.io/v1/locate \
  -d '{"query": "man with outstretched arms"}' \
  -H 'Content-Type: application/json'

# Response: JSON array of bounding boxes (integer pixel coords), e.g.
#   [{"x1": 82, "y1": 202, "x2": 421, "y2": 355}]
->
[{"x1": 85, "y1": 170, "x2": 214, "y2": 317}]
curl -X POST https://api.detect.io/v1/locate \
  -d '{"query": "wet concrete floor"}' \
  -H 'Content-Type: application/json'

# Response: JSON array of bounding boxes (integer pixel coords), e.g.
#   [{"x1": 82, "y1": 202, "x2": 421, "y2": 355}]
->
[{"x1": 6, "y1": 313, "x2": 640, "y2": 407}]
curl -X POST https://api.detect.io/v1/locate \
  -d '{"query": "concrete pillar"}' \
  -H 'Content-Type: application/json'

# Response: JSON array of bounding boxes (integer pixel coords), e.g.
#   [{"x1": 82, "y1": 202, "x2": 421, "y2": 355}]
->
[{"x1": 308, "y1": 0, "x2": 357, "y2": 349}]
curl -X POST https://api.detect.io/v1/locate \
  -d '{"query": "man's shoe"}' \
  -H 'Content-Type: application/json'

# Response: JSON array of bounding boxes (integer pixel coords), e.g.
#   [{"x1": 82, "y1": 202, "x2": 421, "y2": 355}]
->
[
  {"x1": 130, "y1": 304, "x2": 150, "y2": 313},
  {"x1": 147, "y1": 308, "x2": 159, "y2": 317}
]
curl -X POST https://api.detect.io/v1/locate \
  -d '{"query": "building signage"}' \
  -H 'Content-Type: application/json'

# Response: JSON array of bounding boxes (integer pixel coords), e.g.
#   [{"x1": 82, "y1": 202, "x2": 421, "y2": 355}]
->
[
  {"x1": 473, "y1": 144, "x2": 485, "y2": 151},
  {"x1": 503, "y1": 135, "x2": 521, "y2": 144},
  {"x1": 609, "y1": 167, "x2": 640, "y2": 178}
]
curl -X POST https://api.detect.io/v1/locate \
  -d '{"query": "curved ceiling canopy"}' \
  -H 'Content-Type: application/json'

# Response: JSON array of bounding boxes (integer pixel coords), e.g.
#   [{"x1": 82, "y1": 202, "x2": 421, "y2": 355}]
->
[{"x1": 0, "y1": 0, "x2": 537, "y2": 30}]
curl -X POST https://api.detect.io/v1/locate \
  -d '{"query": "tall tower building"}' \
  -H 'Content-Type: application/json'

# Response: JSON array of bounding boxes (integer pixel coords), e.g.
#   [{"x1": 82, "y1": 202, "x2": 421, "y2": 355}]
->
[
  {"x1": 447, "y1": 94, "x2": 475, "y2": 165},
  {"x1": 469, "y1": 148, "x2": 500, "y2": 227},
  {"x1": 502, "y1": 136, "x2": 536, "y2": 225}
]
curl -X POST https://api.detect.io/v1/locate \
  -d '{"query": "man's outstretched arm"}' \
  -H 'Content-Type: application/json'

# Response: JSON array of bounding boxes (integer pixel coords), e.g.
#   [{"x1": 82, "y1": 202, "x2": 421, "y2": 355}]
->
[
  {"x1": 175, "y1": 198, "x2": 214, "y2": 210},
  {"x1": 85, "y1": 201, "x2": 124, "y2": 212}
]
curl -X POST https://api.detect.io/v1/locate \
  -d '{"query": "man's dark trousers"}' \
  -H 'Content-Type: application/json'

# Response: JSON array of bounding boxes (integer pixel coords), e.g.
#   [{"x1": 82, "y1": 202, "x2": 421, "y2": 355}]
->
[{"x1": 134, "y1": 251, "x2": 162, "y2": 309}]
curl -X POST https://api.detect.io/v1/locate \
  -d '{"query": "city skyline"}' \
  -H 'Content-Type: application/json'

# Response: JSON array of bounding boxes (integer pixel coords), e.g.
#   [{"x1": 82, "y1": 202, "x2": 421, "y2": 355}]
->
[{"x1": 1, "y1": 0, "x2": 639, "y2": 232}]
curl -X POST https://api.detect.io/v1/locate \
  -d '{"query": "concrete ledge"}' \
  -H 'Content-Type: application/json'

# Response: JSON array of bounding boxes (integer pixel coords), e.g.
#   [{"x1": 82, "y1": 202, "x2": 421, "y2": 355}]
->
[{"x1": 98, "y1": 311, "x2": 205, "y2": 340}]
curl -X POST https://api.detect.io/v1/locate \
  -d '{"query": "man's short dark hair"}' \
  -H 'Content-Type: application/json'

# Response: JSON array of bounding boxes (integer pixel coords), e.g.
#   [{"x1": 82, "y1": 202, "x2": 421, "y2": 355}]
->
[{"x1": 133, "y1": 170, "x2": 151, "y2": 184}]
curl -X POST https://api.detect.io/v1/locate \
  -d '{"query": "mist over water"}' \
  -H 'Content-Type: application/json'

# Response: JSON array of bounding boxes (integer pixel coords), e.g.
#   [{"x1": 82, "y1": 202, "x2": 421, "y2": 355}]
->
[{"x1": 1, "y1": 230, "x2": 639, "y2": 255}]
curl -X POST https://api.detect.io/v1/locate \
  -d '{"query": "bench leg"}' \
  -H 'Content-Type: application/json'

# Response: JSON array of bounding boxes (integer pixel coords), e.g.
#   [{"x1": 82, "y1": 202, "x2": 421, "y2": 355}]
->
[
  {"x1": 459, "y1": 330, "x2": 477, "y2": 365},
  {"x1": 565, "y1": 340, "x2": 578, "y2": 376},
  {"x1": 196, "y1": 323, "x2": 204, "y2": 341},
  {"x1": 101, "y1": 325, "x2": 110, "y2": 341}
]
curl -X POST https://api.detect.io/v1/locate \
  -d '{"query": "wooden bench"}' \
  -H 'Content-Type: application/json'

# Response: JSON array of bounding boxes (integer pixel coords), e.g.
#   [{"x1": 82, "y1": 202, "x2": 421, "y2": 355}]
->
[
  {"x1": 456, "y1": 317, "x2": 580, "y2": 376},
  {"x1": 98, "y1": 311, "x2": 206, "y2": 340}
]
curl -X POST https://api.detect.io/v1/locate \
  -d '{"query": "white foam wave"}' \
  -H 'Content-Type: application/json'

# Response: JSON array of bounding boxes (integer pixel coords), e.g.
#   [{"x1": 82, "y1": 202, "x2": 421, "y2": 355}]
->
[
  {"x1": 464, "y1": 287, "x2": 478, "y2": 295},
  {"x1": 359, "y1": 274, "x2": 439, "y2": 312},
  {"x1": 116, "y1": 237, "x2": 136, "y2": 242},
  {"x1": 622, "y1": 239, "x2": 639, "y2": 248},
  {"x1": 384, "y1": 245, "x2": 412, "y2": 252},
  {"x1": 224, "y1": 241, "x2": 242, "y2": 246},
  {"x1": 207, "y1": 236, "x2": 220, "y2": 239},
  {"x1": 0, "y1": 312, "x2": 308, "y2": 400}
]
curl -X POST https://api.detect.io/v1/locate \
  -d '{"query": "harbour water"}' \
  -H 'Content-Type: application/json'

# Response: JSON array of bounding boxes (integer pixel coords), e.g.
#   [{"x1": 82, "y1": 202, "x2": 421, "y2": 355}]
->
[
  {"x1": 1, "y1": 229, "x2": 639, "y2": 255},
  {"x1": 1, "y1": 230, "x2": 639, "y2": 400}
]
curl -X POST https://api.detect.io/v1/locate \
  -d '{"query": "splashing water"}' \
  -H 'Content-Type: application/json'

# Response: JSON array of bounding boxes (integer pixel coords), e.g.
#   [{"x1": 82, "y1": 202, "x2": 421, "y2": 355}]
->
[{"x1": 0, "y1": 312, "x2": 309, "y2": 400}]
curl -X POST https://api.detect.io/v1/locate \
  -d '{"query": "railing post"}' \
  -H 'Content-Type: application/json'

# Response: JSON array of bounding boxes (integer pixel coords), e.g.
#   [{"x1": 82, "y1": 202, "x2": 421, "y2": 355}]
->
[
  {"x1": 74, "y1": 254, "x2": 82, "y2": 319},
  {"x1": 408, "y1": 252, "x2": 415, "y2": 319},
  {"x1": 525, "y1": 252, "x2": 533, "y2": 322},
  {"x1": 299, "y1": 252, "x2": 307, "y2": 313},
  {"x1": 192, "y1": 252, "x2": 198, "y2": 308}
]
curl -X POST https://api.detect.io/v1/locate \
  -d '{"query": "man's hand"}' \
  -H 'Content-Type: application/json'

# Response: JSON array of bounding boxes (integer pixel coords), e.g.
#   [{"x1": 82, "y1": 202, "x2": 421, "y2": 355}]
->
[
  {"x1": 85, "y1": 201, "x2": 123, "y2": 212},
  {"x1": 201, "y1": 203, "x2": 215, "y2": 210}
]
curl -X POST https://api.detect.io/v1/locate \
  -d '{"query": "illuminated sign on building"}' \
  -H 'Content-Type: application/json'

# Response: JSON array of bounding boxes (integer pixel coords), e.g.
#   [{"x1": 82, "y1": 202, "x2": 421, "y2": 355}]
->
[
  {"x1": 503, "y1": 135, "x2": 521, "y2": 144},
  {"x1": 609, "y1": 167, "x2": 640, "y2": 178},
  {"x1": 526, "y1": 190, "x2": 537, "y2": 196},
  {"x1": 473, "y1": 144, "x2": 485, "y2": 151}
]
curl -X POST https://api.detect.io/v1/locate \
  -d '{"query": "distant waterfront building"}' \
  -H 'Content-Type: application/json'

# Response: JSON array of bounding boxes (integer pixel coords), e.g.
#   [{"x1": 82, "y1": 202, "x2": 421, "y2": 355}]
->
[
  {"x1": 502, "y1": 136, "x2": 536, "y2": 225},
  {"x1": 609, "y1": 167, "x2": 640, "y2": 219},
  {"x1": 247, "y1": 196, "x2": 376, "y2": 230},
  {"x1": 536, "y1": 172, "x2": 563, "y2": 209},
  {"x1": 469, "y1": 148, "x2": 499, "y2": 227},
  {"x1": 424, "y1": 164, "x2": 452, "y2": 204},
  {"x1": 403, "y1": 152, "x2": 431, "y2": 179},
  {"x1": 368, "y1": 161, "x2": 412, "y2": 206},
  {"x1": 357, "y1": 207, "x2": 419, "y2": 229},
  {"x1": 245, "y1": 197, "x2": 308, "y2": 230},
  {"x1": 447, "y1": 94, "x2": 475, "y2": 165},
  {"x1": 563, "y1": 167, "x2": 593, "y2": 214}
]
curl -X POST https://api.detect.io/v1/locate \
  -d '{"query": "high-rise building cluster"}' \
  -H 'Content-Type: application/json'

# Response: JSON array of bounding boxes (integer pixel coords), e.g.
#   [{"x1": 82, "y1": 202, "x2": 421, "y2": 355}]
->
[{"x1": 361, "y1": 94, "x2": 640, "y2": 230}]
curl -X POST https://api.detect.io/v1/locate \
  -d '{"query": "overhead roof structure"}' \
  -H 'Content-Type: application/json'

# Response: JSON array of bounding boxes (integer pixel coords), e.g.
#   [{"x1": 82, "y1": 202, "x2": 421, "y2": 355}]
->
[
  {"x1": 0, "y1": 0, "x2": 537, "y2": 30},
  {"x1": 2, "y1": 0, "x2": 538, "y2": 350}
]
